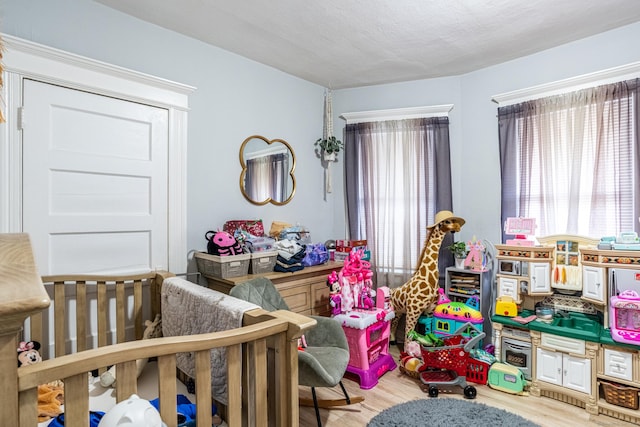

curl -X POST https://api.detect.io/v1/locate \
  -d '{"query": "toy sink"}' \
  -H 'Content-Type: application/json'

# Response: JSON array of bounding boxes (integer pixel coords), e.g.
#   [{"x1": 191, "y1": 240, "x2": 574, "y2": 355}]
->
[
  {"x1": 528, "y1": 311, "x2": 602, "y2": 342},
  {"x1": 553, "y1": 316, "x2": 594, "y2": 330}
]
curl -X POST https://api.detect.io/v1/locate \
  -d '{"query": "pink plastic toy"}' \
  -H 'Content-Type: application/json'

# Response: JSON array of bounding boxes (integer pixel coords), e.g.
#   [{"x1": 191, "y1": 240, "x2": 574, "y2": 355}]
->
[{"x1": 610, "y1": 290, "x2": 640, "y2": 345}]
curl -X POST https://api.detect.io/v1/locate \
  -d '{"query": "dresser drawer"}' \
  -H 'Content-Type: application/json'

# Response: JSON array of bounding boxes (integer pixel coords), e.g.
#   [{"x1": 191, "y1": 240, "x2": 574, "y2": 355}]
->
[{"x1": 540, "y1": 333, "x2": 585, "y2": 355}]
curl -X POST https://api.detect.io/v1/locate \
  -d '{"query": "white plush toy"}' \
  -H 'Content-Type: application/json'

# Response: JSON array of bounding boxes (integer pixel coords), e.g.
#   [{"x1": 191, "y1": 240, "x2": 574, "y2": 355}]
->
[
  {"x1": 98, "y1": 394, "x2": 165, "y2": 427},
  {"x1": 100, "y1": 314, "x2": 162, "y2": 388}
]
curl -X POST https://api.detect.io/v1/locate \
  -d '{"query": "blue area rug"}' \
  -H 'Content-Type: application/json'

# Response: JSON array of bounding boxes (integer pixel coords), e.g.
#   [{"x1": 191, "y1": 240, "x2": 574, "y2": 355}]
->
[{"x1": 366, "y1": 398, "x2": 540, "y2": 427}]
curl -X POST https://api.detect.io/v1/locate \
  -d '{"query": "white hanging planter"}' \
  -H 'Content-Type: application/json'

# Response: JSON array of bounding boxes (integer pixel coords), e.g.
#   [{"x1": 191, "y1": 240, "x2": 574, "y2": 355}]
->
[{"x1": 323, "y1": 150, "x2": 337, "y2": 162}]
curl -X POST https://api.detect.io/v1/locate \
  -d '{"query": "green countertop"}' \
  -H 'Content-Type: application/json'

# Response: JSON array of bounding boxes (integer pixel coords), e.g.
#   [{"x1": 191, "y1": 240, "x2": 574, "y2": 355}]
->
[
  {"x1": 492, "y1": 310, "x2": 640, "y2": 351},
  {"x1": 492, "y1": 310, "x2": 606, "y2": 343}
]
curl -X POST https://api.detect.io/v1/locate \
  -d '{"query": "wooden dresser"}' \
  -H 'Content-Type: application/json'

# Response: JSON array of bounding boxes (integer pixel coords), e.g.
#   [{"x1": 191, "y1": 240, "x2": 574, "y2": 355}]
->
[{"x1": 202, "y1": 261, "x2": 342, "y2": 316}]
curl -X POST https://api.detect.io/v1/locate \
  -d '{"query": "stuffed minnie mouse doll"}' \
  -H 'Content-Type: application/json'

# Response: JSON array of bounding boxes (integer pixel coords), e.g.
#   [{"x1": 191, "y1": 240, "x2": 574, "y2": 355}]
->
[{"x1": 17, "y1": 340, "x2": 42, "y2": 366}]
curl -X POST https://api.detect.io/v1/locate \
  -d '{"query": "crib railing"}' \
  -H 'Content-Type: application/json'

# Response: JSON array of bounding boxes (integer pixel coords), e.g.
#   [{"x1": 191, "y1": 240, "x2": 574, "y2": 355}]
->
[
  {"x1": 1, "y1": 235, "x2": 315, "y2": 427},
  {"x1": 17, "y1": 308, "x2": 314, "y2": 427},
  {"x1": 26, "y1": 272, "x2": 171, "y2": 360}
]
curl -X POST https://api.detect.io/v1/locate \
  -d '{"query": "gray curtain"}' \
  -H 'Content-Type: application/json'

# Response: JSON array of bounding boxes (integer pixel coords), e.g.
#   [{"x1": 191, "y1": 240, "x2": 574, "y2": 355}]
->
[
  {"x1": 344, "y1": 117, "x2": 454, "y2": 287},
  {"x1": 498, "y1": 78, "x2": 640, "y2": 240}
]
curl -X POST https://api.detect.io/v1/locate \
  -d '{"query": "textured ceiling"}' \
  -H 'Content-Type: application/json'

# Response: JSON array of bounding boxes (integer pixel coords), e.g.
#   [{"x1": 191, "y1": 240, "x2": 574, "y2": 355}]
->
[{"x1": 96, "y1": 0, "x2": 640, "y2": 89}]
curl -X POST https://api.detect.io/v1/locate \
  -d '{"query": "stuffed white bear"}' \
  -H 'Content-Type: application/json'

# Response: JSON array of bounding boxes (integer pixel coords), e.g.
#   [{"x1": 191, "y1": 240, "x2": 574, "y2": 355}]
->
[{"x1": 100, "y1": 314, "x2": 162, "y2": 388}]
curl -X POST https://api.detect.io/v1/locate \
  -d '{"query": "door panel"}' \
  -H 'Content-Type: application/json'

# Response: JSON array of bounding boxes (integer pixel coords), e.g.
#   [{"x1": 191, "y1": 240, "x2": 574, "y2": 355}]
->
[{"x1": 23, "y1": 79, "x2": 169, "y2": 275}]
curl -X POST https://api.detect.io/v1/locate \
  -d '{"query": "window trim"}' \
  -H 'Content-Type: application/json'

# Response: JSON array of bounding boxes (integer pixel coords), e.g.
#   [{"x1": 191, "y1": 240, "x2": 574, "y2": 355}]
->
[
  {"x1": 492, "y1": 61, "x2": 640, "y2": 107},
  {"x1": 340, "y1": 104, "x2": 453, "y2": 124}
]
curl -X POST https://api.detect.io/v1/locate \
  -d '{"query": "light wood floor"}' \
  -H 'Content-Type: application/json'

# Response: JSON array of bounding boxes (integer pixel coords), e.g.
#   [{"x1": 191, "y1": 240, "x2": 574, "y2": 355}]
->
[{"x1": 299, "y1": 346, "x2": 637, "y2": 427}]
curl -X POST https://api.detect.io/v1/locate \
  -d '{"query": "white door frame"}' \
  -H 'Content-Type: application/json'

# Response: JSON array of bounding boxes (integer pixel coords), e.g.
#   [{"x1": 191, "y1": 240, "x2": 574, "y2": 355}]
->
[{"x1": 0, "y1": 34, "x2": 195, "y2": 274}]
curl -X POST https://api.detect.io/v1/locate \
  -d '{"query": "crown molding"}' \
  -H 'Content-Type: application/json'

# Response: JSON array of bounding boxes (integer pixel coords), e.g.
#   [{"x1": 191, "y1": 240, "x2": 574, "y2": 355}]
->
[
  {"x1": 340, "y1": 104, "x2": 454, "y2": 124},
  {"x1": 492, "y1": 61, "x2": 640, "y2": 106}
]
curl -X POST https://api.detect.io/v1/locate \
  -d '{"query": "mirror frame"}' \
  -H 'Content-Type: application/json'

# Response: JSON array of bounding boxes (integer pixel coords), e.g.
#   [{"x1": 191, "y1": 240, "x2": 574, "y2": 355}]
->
[{"x1": 239, "y1": 135, "x2": 296, "y2": 206}]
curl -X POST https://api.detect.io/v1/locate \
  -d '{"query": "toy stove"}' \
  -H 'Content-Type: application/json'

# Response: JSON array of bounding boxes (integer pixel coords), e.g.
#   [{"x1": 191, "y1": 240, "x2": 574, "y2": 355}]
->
[
  {"x1": 610, "y1": 290, "x2": 640, "y2": 345},
  {"x1": 504, "y1": 217, "x2": 536, "y2": 247}
]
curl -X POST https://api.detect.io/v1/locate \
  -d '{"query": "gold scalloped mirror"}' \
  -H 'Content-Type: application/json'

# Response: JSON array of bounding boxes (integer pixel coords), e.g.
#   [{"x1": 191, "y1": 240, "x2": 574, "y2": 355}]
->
[{"x1": 239, "y1": 135, "x2": 296, "y2": 205}]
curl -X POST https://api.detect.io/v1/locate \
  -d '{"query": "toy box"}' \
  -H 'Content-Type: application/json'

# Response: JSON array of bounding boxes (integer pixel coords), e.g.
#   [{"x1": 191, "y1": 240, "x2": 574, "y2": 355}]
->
[{"x1": 195, "y1": 252, "x2": 250, "y2": 279}]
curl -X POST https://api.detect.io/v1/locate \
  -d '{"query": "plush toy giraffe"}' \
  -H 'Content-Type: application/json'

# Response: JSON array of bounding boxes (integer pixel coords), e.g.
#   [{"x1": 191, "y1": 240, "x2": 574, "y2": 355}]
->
[{"x1": 390, "y1": 210, "x2": 465, "y2": 341}]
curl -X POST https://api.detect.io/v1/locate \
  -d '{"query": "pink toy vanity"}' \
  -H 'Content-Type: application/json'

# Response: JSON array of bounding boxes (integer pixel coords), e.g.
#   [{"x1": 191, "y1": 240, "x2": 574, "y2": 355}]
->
[
  {"x1": 610, "y1": 290, "x2": 640, "y2": 345},
  {"x1": 333, "y1": 287, "x2": 397, "y2": 389}
]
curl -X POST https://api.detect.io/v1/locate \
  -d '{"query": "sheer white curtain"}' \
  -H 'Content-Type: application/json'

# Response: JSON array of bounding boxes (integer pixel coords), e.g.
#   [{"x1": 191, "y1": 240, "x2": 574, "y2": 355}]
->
[
  {"x1": 246, "y1": 156, "x2": 272, "y2": 202},
  {"x1": 345, "y1": 117, "x2": 454, "y2": 288},
  {"x1": 245, "y1": 153, "x2": 289, "y2": 203},
  {"x1": 499, "y1": 78, "x2": 640, "y2": 238}
]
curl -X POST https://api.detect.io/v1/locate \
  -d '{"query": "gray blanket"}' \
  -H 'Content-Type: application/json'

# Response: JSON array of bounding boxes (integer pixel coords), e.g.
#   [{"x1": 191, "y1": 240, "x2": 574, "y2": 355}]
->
[{"x1": 161, "y1": 277, "x2": 259, "y2": 405}]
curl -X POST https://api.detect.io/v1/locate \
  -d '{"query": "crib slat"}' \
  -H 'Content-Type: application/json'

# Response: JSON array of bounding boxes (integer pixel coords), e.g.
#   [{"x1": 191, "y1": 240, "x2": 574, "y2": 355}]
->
[
  {"x1": 97, "y1": 282, "x2": 107, "y2": 348},
  {"x1": 272, "y1": 331, "x2": 287, "y2": 426},
  {"x1": 253, "y1": 338, "x2": 268, "y2": 427},
  {"x1": 114, "y1": 360, "x2": 138, "y2": 402},
  {"x1": 116, "y1": 281, "x2": 126, "y2": 343},
  {"x1": 133, "y1": 279, "x2": 143, "y2": 340},
  {"x1": 194, "y1": 350, "x2": 212, "y2": 427},
  {"x1": 65, "y1": 372, "x2": 90, "y2": 427},
  {"x1": 28, "y1": 311, "x2": 43, "y2": 353},
  {"x1": 227, "y1": 343, "x2": 242, "y2": 427},
  {"x1": 54, "y1": 283, "x2": 66, "y2": 357},
  {"x1": 18, "y1": 387, "x2": 37, "y2": 427},
  {"x1": 76, "y1": 281, "x2": 87, "y2": 352},
  {"x1": 158, "y1": 354, "x2": 178, "y2": 427}
]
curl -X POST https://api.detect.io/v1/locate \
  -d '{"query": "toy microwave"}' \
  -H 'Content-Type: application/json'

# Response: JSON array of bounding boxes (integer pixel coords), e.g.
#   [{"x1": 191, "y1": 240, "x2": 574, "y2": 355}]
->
[{"x1": 498, "y1": 259, "x2": 529, "y2": 276}]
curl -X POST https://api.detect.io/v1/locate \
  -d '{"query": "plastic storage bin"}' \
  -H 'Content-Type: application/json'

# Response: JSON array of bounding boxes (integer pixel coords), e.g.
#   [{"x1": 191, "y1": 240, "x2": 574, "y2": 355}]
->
[
  {"x1": 249, "y1": 251, "x2": 277, "y2": 274},
  {"x1": 195, "y1": 252, "x2": 250, "y2": 279}
]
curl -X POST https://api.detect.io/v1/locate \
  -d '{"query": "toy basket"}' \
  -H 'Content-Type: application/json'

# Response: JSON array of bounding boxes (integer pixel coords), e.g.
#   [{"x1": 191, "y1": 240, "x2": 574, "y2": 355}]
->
[
  {"x1": 420, "y1": 335, "x2": 470, "y2": 376},
  {"x1": 601, "y1": 381, "x2": 640, "y2": 410},
  {"x1": 466, "y1": 357, "x2": 490, "y2": 385}
]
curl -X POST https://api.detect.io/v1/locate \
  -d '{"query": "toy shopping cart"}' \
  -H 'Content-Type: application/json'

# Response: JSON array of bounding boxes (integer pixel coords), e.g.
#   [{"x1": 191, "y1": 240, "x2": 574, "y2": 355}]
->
[{"x1": 418, "y1": 322, "x2": 485, "y2": 399}]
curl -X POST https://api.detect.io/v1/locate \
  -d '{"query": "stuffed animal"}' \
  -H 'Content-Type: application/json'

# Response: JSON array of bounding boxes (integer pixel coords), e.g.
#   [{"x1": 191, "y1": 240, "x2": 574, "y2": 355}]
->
[
  {"x1": 100, "y1": 314, "x2": 162, "y2": 387},
  {"x1": 327, "y1": 272, "x2": 342, "y2": 316},
  {"x1": 205, "y1": 230, "x2": 244, "y2": 256},
  {"x1": 18, "y1": 340, "x2": 42, "y2": 366},
  {"x1": 17, "y1": 341, "x2": 65, "y2": 422}
]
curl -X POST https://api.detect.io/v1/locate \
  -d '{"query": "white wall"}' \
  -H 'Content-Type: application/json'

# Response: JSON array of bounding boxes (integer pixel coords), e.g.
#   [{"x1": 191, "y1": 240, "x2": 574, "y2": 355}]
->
[
  {"x1": 1, "y1": 0, "x2": 338, "y2": 259},
  {"x1": 333, "y1": 22, "x2": 640, "y2": 244},
  {"x1": 4, "y1": 1, "x2": 640, "y2": 257}
]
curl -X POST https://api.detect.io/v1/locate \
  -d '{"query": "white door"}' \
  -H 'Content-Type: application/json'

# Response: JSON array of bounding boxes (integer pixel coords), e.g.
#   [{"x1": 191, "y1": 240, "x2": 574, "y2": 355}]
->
[
  {"x1": 536, "y1": 347, "x2": 563, "y2": 386},
  {"x1": 497, "y1": 276, "x2": 520, "y2": 302},
  {"x1": 22, "y1": 79, "x2": 169, "y2": 275},
  {"x1": 530, "y1": 263, "x2": 551, "y2": 294},
  {"x1": 582, "y1": 265, "x2": 605, "y2": 303},
  {"x1": 563, "y1": 354, "x2": 591, "y2": 394}
]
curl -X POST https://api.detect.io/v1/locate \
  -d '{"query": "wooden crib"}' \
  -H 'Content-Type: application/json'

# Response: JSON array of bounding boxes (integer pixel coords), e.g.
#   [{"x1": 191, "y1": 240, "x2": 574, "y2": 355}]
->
[{"x1": 0, "y1": 233, "x2": 315, "y2": 427}]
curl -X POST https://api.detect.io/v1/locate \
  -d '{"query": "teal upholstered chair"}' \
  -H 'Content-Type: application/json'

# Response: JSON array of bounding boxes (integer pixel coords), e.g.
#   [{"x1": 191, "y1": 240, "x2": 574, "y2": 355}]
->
[{"x1": 230, "y1": 277, "x2": 359, "y2": 427}]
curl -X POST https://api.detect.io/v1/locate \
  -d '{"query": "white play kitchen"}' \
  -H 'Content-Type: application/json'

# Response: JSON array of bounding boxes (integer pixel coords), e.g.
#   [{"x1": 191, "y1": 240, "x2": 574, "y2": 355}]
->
[{"x1": 491, "y1": 232, "x2": 640, "y2": 424}]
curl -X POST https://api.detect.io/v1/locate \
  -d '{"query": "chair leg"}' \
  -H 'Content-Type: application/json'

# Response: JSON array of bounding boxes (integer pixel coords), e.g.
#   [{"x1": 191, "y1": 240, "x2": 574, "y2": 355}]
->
[
  {"x1": 311, "y1": 387, "x2": 322, "y2": 427},
  {"x1": 339, "y1": 381, "x2": 351, "y2": 404}
]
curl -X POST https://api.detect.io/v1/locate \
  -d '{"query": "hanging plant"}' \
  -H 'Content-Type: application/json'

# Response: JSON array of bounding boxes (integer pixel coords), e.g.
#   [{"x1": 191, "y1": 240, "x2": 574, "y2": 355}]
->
[{"x1": 314, "y1": 136, "x2": 344, "y2": 154}]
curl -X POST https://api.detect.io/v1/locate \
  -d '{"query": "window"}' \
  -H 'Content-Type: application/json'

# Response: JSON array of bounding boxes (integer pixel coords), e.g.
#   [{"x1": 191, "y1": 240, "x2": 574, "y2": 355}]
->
[
  {"x1": 498, "y1": 78, "x2": 640, "y2": 239},
  {"x1": 343, "y1": 115, "x2": 454, "y2": 287}
]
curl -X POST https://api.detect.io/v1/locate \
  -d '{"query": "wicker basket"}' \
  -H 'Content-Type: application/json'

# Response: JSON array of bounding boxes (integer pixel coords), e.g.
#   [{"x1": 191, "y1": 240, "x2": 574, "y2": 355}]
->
[
  {"x1": 399, "y1": 365, "x2": 420, "y2": 379},
  {"x1": 601, "y1": 381, "x2": 640, "y2": 410}
]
